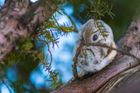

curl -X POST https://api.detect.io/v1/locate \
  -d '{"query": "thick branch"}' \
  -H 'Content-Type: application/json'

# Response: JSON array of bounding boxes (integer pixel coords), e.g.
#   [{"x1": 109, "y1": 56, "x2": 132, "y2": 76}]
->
[
  {"x1": 52, "y1": 18, "x2": 140, "y2": 93},
  {"x1": 0, "y1": 0, "x2": 58, "y2": 61}
]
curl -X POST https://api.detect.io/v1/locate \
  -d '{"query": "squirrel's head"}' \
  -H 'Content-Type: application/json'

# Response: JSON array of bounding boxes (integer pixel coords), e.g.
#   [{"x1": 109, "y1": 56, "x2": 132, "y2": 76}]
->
[{"x1": 80, "y1": 19, "x2": 113, "y2": 44}]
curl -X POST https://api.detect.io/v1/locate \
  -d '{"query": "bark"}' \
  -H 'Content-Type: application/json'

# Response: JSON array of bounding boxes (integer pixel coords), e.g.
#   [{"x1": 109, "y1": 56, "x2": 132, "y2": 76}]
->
[
  {"x1": 0, "y1": 0, "x2": 57, "y2": 62},
  {"x1": 52, "y1": 18, "x2": 140, "y2": 93}
]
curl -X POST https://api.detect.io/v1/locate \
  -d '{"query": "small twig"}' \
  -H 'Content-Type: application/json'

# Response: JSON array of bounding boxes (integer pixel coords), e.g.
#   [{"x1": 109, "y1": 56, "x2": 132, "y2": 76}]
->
[
  {"x1": 73, "y1": 43, "x2": 84, "y2": 79},
  {"x1": 48, "y1": 45, "x2": 53, "y2": 67},
  {"x1": 1, "y1": 79, "x2": 12, "y2": 93},
  {"x1": 85, "y1": 43, "x2": 140, "y2": 61}
]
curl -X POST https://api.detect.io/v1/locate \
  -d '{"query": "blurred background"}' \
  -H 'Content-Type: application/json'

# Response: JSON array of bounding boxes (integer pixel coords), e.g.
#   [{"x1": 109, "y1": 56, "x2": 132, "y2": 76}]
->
[{"x1": 0, "y1": 0, "x2": 140, "y2": 93}]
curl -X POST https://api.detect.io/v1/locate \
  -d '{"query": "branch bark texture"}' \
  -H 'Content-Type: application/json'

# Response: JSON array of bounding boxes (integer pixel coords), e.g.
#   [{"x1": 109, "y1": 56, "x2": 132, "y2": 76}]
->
[
  {"x1": 0, "y1": 0, "x2": 57, "y2": 61},
  {"x1": 52, "y1": 18, "x2": 140, "y2": 93}
]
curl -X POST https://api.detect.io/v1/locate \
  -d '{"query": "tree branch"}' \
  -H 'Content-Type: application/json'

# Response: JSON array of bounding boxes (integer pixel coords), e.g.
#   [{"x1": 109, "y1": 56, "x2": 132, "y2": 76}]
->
[{"x1": 0, "y1": 0, "x2": 58, "y2": 62}]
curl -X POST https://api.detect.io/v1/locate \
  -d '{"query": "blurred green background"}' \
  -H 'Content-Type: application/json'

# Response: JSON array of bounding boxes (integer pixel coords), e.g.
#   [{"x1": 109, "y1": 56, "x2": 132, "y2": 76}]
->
[{"x1": 69, "y1": 0, "x2": 140, "y2": 40}]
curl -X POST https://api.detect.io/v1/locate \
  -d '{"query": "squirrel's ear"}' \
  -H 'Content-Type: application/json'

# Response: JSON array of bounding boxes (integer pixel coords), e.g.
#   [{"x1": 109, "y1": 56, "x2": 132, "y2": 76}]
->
[
  {"x1": 97, "y1": 20, "x2": 114, "y2": 39},
  {"x1": 86, "y1": 19, "x2": 95, "y2": 24},
  {"x1": 78, "y1": 19, "x2": 96, "y2": 41},
  {"x1": 81, "y1": 19, "x2": 95, "y2": 31},
  {"x1": 80, "y1": 19, "x2": 96, "y2": 34}
]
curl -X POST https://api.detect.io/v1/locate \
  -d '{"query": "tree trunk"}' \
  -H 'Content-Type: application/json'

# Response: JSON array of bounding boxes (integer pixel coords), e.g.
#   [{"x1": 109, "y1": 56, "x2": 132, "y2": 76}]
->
[
  {"x1": 0, "y1": 0, "x2": 57, "y2": 62},
  {"x1": 52, "y1": 18, "x2": 140, "y2": 93}
]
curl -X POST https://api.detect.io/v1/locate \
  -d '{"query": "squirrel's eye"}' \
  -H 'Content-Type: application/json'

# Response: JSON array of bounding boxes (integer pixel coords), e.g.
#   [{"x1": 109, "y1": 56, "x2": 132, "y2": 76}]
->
[{"x1": 92, "y1": 34, "x2": 98, "y2": 41}]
